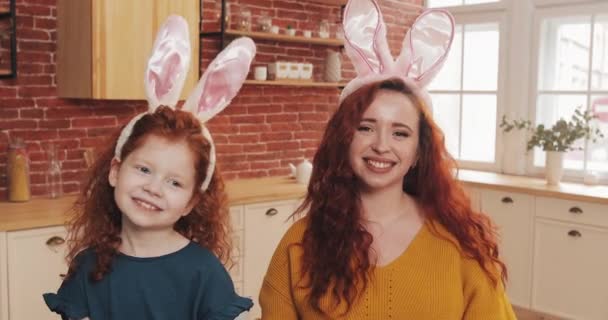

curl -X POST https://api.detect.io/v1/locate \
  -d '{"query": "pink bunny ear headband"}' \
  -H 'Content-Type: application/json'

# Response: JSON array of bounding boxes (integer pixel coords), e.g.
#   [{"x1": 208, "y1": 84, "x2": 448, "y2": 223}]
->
[
  {"x1": 339, "y1": 0, "x2": 455, "y2": 111},
  {"x1": 114, "y1": 15, "x2": 256, "y2": 191}
]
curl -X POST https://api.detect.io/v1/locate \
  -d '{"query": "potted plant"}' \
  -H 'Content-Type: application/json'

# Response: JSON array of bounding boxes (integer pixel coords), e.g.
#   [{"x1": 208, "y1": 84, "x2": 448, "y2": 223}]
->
[
  {"x1": 286, "y1": 25, "x2": 296, "y2": 36},
  {"x1": 500, "y1": 107, "x2": 604, "y2": 185}
]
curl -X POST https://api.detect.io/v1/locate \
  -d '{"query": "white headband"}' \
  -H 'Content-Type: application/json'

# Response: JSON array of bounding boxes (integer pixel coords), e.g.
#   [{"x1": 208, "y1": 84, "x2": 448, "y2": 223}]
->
[{"x1": 114, "y1": 15, "x2": 256, "y2": 191}]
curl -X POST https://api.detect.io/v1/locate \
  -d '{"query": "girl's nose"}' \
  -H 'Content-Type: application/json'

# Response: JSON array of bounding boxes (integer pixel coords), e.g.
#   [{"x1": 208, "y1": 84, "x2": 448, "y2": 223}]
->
[{"x1": 142, "y1": 178, "x2": 163, "y2": 197}]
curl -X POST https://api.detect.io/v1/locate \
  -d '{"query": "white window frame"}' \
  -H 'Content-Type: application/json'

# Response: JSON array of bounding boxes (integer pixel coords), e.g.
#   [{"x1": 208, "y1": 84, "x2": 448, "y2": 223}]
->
[
  {"x1": 529, "y1": 1, "x2": 608, "y2": 183},
  {"x1": 425, "y1": 1, "x2": 509, "y2": 172}
]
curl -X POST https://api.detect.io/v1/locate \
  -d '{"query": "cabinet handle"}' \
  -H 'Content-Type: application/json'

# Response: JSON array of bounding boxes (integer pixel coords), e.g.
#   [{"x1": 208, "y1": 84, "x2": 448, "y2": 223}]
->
[
  {"x1": 567, "y1": 230, "x2": 582, "y2": 238},
  {"x1": 265, "y1": 208, "x2": 278, "y2": 216},
  {"x1": 568, "y1": 206, "x2": 583, "y2": 214},
  {"x1": 501, "y1": 197, "x2": 514, "y2": 204},
  {"x1": 46, "y1": 236, "x2": 65, "y2": 247}
]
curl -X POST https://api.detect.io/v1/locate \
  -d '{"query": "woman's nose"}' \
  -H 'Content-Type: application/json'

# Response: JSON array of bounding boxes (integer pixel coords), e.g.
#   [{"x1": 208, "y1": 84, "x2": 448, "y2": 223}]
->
[{"x1": 371, "y1": 131, "x2": 390, "y2": 153}]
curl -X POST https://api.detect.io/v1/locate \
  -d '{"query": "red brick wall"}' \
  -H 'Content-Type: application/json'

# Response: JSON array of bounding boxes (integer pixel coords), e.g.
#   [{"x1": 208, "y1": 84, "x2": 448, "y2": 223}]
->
[{"x1": 0, "y1": 0, "x2": 422, "y2": 199}]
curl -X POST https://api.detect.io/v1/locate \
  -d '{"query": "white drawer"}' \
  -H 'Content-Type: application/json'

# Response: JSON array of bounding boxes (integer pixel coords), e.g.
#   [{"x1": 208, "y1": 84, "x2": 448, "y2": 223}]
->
[
  {"x1": 230, "y1": 205, "x2": 244, "y2": 230},
  {"x1": 231, "y1": 231, "x2": 244, "y2": 258},
  {"x1": 535, "y1": 197, "x2": 608, "y2": 228}
]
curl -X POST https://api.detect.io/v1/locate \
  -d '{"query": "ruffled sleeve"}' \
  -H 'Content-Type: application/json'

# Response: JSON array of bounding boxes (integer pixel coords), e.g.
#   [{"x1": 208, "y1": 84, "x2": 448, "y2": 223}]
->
[
  {"x1": 199, "y1": 258, "x2": 253, "y2": 320},
  {"x1": 42, "y1": 251, "x2": 91, "y2": 320}
]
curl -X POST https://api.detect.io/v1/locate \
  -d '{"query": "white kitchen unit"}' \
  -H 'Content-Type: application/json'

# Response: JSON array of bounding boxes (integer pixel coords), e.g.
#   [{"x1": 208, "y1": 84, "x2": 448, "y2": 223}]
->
[
  {"x1": 479, "y1": 189, "x2": 534, "y2": 308},
  {"x1": 0, "y1": 226, "x2": 68, "y2": 320},
  {"x1": 241, "y1": 199, "x2": 301, "y2": 320},
  {"x1": 531, "y1": 197, "x2": 608, "y2": 320}
]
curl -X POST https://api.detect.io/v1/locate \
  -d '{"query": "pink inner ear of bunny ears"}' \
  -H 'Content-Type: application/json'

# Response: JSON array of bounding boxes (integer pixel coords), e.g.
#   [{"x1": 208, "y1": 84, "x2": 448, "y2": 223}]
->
[
  {"x1": 342, "y1": 0, "x2": 383, "y2": 76},
  {"x1": 149, "y1": 52, "x2": 181, "y2": 99}
]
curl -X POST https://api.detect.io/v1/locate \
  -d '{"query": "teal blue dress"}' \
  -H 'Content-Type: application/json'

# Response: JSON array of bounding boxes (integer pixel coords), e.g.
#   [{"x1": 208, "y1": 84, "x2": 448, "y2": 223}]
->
[{"x1": 43, "y1": 242, "x2": 252, "y2": 320}]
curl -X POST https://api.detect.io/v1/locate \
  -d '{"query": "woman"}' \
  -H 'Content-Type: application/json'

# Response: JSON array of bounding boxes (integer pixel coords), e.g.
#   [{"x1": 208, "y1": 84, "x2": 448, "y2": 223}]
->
[{"x1": 259, "y1": 1, "x2": 516, "y2": 319}]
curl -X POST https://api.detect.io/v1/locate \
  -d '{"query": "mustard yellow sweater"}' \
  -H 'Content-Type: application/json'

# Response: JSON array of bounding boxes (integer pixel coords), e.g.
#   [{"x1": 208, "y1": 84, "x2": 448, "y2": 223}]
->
[{"x1": 259, "y1": 219, "x2": 516, "y2": 320}]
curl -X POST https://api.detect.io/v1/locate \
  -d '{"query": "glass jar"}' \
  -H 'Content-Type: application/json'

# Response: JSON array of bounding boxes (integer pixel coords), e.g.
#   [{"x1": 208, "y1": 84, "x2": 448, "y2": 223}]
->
[
  {"x1": 257, "y1": 10, "x2": 272, "y2": 32},
  {"x1": 45, "y1": 143, "x2": 63, "y2": 199},
  {"x1": 7, "y1": 138, "x2": 31, "y2": 202},
  {"x1": 237, "y1": 7, "x2": 251, "y2": 32},
  {"x1": 319, "y1": 19, "x2": 330, "y2": 38}
]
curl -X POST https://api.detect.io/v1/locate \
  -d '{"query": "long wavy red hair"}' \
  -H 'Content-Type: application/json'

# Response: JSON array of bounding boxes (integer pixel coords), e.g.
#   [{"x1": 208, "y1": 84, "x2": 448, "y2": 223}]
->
[
  {"x1": 295, "y1": 78, "x2": 507, "y2": 314},
  {"x1": 65, "y1": 106, "x2": 231, "y2": 281}
]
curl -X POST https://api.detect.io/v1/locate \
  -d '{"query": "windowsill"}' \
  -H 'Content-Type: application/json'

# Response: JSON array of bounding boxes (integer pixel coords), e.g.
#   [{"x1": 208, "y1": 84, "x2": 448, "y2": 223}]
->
[{"x1": 457, "y1": 169, "x2": 608, "y2": 205}]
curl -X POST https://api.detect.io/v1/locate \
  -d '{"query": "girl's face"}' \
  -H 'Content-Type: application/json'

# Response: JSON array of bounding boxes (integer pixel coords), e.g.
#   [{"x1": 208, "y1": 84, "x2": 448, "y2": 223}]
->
[
  {"x1": 109, "y1": 135, "x2": 198, "y2": 232},
  {"x1": 349, "y1": 90, "x2": 420, "y2": 193}
]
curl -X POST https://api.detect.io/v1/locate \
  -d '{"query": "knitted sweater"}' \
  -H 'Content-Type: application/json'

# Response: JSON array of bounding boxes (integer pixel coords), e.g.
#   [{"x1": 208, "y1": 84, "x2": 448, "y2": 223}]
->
[{"x1": 259, "y1": 218, "x2": 516, "y2": 320}]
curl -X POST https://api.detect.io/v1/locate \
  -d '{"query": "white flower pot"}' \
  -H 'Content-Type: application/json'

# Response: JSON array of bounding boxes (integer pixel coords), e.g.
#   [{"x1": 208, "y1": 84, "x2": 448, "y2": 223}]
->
[{"x1": 545, "y1": 151, "x2": 564, "y2": 185}]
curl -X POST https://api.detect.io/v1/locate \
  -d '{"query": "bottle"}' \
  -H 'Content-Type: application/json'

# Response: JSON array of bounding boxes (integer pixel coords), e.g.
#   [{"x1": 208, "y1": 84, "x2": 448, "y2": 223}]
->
[
  {"x1": 7, "y1": 138, "x2": 31, "y2": 202},
  {"x1": 45, "y1": 143, "x2": 63, "y2": 199}
]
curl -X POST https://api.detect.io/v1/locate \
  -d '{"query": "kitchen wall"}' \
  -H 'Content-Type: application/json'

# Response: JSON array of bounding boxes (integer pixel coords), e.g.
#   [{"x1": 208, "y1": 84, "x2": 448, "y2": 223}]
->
[{"x1": 0, "y1": 0, "x2": 423, "y2": 198}]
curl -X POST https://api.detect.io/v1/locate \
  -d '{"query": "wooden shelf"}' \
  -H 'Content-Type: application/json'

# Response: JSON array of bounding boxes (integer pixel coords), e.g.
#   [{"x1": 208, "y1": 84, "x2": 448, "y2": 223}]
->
[
  {"x1": 0, "y1": 6, "x2": 9, "y2": 15},
  {"x1": 225, "y1": 29, "x2": 344, "y2": 47},
  {"x1": 244, "y1": 79, "x2": 346, "y2": 88},
  {"x1": 307, "y1": 0, "x2": 347, "y2": 5}
]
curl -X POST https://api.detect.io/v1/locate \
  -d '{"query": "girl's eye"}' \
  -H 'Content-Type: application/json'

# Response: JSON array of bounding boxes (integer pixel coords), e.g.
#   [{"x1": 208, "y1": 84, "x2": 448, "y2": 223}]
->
[
  {"x1": 136, "y1": 166, "x2": 150, "y2": 174},
  {"x1": 170, "y1": 180, "x2": 182, "y2": 188}
]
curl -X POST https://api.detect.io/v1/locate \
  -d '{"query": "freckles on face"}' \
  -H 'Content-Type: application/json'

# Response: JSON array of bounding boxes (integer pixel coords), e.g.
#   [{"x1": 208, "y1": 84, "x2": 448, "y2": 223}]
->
[{"x1": 348, "y1": 89, "x2": 420, "y2": 191}]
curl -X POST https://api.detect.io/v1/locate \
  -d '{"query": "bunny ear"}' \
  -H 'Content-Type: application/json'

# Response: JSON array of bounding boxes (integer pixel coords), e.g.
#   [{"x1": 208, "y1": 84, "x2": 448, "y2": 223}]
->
[
  {"x1": 182, "y1": 37, "x2": 256, "y2": 122},
  {"x1": 144, "y1": 15, "x2": 191, "y2": 111},
  {"x1": 343, "y1": 0, "x2": 394, "y2": 76},
  {"x1": 395, "y1": 9, "x2": 454, "y2": 87}
]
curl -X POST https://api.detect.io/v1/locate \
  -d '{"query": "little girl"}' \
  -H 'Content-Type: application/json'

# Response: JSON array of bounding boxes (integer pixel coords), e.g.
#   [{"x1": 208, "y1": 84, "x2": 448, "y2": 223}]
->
[{"x1": 43, "y1": 16, "x2": 256, "y2": 320}]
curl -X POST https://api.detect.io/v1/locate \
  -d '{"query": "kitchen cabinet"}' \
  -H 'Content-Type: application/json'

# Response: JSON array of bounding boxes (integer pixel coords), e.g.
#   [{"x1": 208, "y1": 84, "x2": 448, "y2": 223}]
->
[
  {"x1": 56, "y1": 0, "x2": 199, "y2": 99},
  {"x1": 1, "y1": 226, "x2": 67, "y2": 320},
  {"x1": 0, "y1": 0, "x2": 16, "y2": 78},
  {"x1": 531, "y1": 198, "x2": 608, "y2": 320},
  {"x1": 479, "y1": 189, "x2": 534, "y2": 308},
  {"x1": 241, "y1": 199, "x2": 300, "y2": 319}
]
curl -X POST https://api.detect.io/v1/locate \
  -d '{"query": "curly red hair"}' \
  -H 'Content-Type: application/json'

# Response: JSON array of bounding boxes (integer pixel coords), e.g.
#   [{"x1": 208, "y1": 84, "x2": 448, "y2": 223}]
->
[
  {"x1": 295, "y1": 78, "x2": 507, "y2": 314},
  {"x1": 65, "y1": 106, "x2": 232, "y2": 281}
]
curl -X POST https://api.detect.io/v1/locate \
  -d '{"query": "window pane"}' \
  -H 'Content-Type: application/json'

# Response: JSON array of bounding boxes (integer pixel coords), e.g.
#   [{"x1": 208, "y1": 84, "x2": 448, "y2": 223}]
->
[
  {"x1": 589, "y1": 96, "x2": 608, "y2": 172},
  {"x1": 427, "y1": 0, "x2": 462, "y2": 8},
  {"x1": 461, "y1": 94, "x2": 496, "y2": 162},
  {"x1": 592, "y1": 15, "x2": 608, "y2": 91},
  {"x1": 534, "y1": 94, "x2": 588, "y2": 169},
  {"x1": 431, "y1": 94, "x2": 461, "y2": 158},
  {"x1": 427, "y1": 0, "x2": 499, "y2": 7},
  {"x1": 464, "y1": 0, "x2": 499, "y2": 4},
  {"x1": 463, "y1": 23, "x2": 499, "y2": 91},
  {"x1": 428, "y1": 25, "x2": 463, "y2": 91},
  {"x1": 538, "y1": 16, "x2": 591, "y2": 91}
]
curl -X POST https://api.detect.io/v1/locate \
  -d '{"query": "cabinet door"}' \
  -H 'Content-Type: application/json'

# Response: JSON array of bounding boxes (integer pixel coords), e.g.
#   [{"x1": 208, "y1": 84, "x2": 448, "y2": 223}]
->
[
  {"x1": 462, "y1": 185, "x2": 482, "y2": 212},
  {"x1": 57, "y1": 0, "x2": 199, "y2": 99},
  {"x1": 7, "y1": 226, "x2": 68, "y2": 320},
  {"x1": 243, "y1": 199, "x2": 299, "y2": 319},
  {"x1": 532, "y1": 219, "x2": 608, "y2": 320},
  {"x1": 480, "y1": 189, "x2": 534, "y2": 308}
]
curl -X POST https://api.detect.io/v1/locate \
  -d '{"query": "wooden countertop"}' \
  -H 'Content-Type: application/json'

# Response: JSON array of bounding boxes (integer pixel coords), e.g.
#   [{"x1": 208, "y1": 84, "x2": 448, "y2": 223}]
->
[
  {"x1": 457, "y1": 169, "x2": 608, "y2": 205},
  {"x1": 1, "y1": 171, "x2": 606, "y2": 232},
  {"x1": 0, "y1": 176, "x2": 307, "y2": 232}
]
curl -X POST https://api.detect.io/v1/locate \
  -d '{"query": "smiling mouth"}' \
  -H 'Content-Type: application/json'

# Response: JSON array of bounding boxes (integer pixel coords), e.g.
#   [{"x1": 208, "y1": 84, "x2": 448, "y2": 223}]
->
[
  {"x1": 133, "y1": 198, "x2": 162, "y2": 211},
  {"x1": 364, "y1": 158, "x2": 396, "y2": 171}
]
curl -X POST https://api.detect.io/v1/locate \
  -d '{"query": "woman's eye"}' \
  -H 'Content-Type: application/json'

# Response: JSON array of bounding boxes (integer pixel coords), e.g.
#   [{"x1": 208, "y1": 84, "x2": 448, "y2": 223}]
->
[
  {"x1": 357, "y1": 125, "x2": 372, "y2": 132},
  {"x1": 170, "y1": 180, "x2": 182, "y2": 188},
  {"x1": 394, "y1": 131, "x2": 410, "y2": 138}
]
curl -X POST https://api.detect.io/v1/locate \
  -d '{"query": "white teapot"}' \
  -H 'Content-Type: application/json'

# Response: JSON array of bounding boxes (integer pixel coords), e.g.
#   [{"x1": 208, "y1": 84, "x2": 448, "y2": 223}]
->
[{"x1": 289, "y1": 159, "x2": 313, "y2": 185}]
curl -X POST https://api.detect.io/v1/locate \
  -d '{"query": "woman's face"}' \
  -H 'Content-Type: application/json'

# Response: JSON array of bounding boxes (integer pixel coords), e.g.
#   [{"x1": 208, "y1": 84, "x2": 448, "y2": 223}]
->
[{"x1": 349, "y1": 89, "x2": 420, "y2": 193}]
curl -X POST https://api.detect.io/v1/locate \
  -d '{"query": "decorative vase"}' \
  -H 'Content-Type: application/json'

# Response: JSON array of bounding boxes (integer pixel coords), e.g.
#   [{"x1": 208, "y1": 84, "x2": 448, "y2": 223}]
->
[
  {"x1": 545, "y1": 151, "x2": 564, "y2": 185},
  {"x1": 324, "y1": 49, "x2": 341, "y2": 82}
]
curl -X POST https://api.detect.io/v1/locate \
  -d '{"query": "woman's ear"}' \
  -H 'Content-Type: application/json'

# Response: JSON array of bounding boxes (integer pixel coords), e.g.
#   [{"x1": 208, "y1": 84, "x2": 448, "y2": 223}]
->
[{"x1": 108, "y1": 158, "x2": 121, "y2": 187}]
